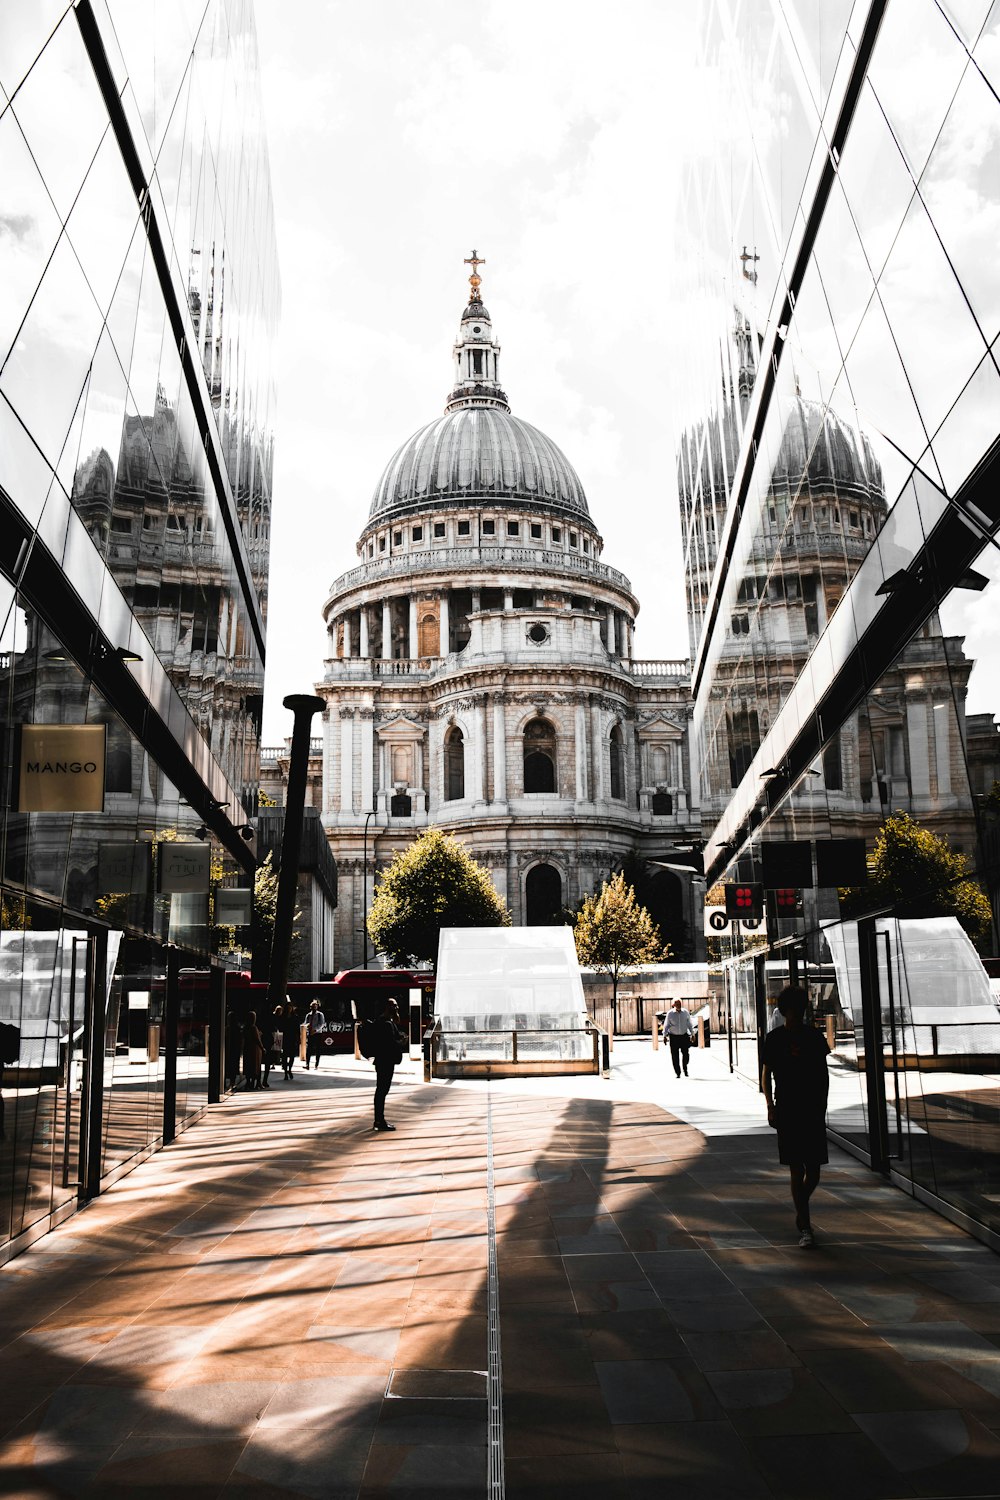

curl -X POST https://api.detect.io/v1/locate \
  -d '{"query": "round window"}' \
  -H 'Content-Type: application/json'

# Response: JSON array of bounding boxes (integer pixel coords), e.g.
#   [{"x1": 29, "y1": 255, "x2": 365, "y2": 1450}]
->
[
  {"x1": 527, "y1": 623, "x2": 549, "y2": 645},
  {"x1": 473, "y1": 326, "x2": 481, "y2": 333}
]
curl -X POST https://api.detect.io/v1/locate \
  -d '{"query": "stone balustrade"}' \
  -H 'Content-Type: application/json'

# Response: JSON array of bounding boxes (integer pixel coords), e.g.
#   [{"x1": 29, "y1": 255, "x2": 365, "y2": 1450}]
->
[{"x1": 328, "y1": 543, "x2": 635, "y2": 598}]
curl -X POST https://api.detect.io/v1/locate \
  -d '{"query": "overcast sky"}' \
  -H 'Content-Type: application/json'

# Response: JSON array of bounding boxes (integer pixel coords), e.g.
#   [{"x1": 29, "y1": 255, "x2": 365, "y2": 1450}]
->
[{"x1": 254, "y1": 0, "x2": 703, "y2": 744}]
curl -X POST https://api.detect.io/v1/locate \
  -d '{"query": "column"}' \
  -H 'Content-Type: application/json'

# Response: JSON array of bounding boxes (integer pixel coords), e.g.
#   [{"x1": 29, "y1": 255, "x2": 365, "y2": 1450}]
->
[
  {"x1": 933, "y1": 700, "x2": 952, "y2": 798},
  {"x1": 625, "y1": 720, "x2": 638, "y2": 808},
  {"x1": 591, "y1": 697, "x2": 604, "y2": 802},
  {"x1": 343, "y1": 612, "x2": 353, "y2": 659},
  {"x1": 359, "y1": 709, "x2": 374, "y2": 811},
  {"x1": 474, "y1": 696, "x2": 487, "y2": 802},
  {"x1": 493, "y1": 694, "x2": 507, "y2": 802},
  {"x1": 358, "y1": 605, "x2": 369, "y2": 658},
  {"x1": 906, "y1": 701, "x2": 930, "y2": 798},
  {"x1": 381, "y1": 599, "x2": 392, "y2": 660},
  {"x1": 575, "y1": 698, "x2": 587, "y2": 801},
  {"x1": 503, "y1": 589, "x2": 513, "y2": 611},
  {"x1": 606, "y1": 606, "x2": 616, "y2": 654},
  {"x1": 440, "y1": 590, "x2": 450, "y2": 656},
  {"x1": 339, "y1": 708, "x2": 354, "y2": 812},
  {"x1": 408, "y1": 596, "x2": 418, "y2": 658},
  {"x1": 687, "y1": 716, "x2": 700, "y2": 810}
]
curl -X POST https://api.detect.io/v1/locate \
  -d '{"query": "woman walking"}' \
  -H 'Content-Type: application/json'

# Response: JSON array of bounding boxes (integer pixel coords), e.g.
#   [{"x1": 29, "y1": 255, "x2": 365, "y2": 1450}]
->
[
  {"x1": 241, "y1": 1011, "x2": 264, "y2": 1091},
  {"x1": 281, "y1": 1001, "x2": 300, "y2": 1081}
]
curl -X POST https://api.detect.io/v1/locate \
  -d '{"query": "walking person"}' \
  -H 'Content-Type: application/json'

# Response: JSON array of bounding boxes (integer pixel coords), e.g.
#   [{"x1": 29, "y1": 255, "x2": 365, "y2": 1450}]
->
[
  {"x1": 241, "y1": 1011, "x2": 264, "y2": 1091},
  {"x1": 304, "y1": 998, "x2": 326, "y2": 1070},
  {"x1": 761, "y1": 985, "x2": 830, "y2": 1248},
  {"x1": 663, "y1": 999, "x2": 694, "y2": 1077},
  {"x1": 369, "y1": 998, "x2": 405, "y2": 1132},
  {"x1": 281, "y1": 1000, "x2": 299, "y2": 1081},
  {"x1": 261, "y1": 1004, "x2": 283, "y2": 1088}
]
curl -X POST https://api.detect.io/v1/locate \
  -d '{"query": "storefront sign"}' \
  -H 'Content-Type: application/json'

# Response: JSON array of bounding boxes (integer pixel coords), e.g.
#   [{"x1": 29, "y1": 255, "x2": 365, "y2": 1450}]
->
[
  {"x1": 703, "y1": 908, "x2": 766, "y2": 937},
  {"x1": 98, "y1": 841, "x2": 152, "y2": 893},
  {"x1": 157, "y1": 842, "x2": 211, "y2": 893},
  {"x1": 214, "y1": 887, "x2": 252, "y2": 925},
  {"x1": 16, "y1": 724, "x2": 106, "y2": 812}
]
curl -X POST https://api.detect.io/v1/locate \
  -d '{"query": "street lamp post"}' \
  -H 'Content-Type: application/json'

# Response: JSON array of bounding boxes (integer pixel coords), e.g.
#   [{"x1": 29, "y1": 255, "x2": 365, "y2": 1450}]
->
[{"x1": 362, "y1": 804, "x2": 377, "y2": 968}]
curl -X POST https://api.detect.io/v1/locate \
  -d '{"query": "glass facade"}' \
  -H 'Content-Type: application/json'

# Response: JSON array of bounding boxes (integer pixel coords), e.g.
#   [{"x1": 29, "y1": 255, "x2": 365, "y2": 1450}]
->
[
  {"x1": 0, "y1": 2, "x2": 278, "y2": 1259},
  {"x1": 680, "y1": 1, "x2": 1000, "y2": 1242}
]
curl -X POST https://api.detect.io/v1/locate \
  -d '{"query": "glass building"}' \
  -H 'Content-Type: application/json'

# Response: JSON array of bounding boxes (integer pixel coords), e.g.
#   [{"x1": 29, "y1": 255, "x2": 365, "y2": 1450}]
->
[
  {"x1": 0, "y1": 2, "x2": 279, "y2": 1260},
  {"x1": 678, "y1": 1, "x2": 1000, "y2": 1245}
]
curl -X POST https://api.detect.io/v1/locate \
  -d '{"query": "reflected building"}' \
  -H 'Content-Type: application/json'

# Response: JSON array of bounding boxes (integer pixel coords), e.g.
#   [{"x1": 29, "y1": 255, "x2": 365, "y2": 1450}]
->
[
  {"x1": 317, "y1": 262, "x2": 703, "y2": 966},
  {"x1": 678, "y1": 1, "x2": 1000, "y2": 1244},
  {"x1": 0, "y1": 2, "x2": 278, "y2": 1260}
]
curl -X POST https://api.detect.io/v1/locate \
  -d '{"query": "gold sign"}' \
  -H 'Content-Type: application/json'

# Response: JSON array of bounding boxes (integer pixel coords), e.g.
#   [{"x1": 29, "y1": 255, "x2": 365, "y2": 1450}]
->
[
  {"x1": 16, "y1": 724, "x2": 106, "y2": 812},
  {"x1": 158, "y1": 842, "x2": 212, "y2": 894}
]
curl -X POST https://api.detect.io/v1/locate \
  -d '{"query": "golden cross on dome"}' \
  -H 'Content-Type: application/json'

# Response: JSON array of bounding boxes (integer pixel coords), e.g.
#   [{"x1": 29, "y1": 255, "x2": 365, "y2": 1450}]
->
[{"x1": 464, "y1": 248, "x2": 485, "y2": 302}]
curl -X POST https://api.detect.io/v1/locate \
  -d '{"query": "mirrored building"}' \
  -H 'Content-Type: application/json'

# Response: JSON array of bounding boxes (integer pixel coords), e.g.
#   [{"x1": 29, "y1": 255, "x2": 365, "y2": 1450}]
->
[
  {"x1": 678, "y1": 0, "x2": 1000, "y2": 1244},
  {"x1": 0, "y1": 2, "x2": 279, "y2": 1260}
]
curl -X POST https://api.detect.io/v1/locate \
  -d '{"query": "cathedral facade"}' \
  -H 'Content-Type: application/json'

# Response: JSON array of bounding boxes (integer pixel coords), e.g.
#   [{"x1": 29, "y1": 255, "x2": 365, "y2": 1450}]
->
[{"x1": 316, "y1": 263, "x2": 703, "y2": 967}]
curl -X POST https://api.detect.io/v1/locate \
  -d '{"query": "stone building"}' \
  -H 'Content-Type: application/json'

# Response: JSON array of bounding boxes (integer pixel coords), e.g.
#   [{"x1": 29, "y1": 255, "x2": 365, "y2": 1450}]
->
[{"x1": 316, "y1": 263, "x2": 703, "y2": 967}]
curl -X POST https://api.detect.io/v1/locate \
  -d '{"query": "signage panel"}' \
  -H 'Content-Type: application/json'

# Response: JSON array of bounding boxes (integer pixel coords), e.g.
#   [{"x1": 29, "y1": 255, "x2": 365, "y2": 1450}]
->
[
  {"x1": 704, "y1": 908, "x2": 767, "y2": 937},
  {"x1": 214, "y1": 887, "x2": 252, "y2": 926},
  {"x1": 98, "y1": 841, "x2": 152, "y2": 893},
  {"x1": 16, "y1": 724, "x2": 106, "y2": 812},
  {"x1": 157, "y1": 842, "x2": 212, "y2": 894}
]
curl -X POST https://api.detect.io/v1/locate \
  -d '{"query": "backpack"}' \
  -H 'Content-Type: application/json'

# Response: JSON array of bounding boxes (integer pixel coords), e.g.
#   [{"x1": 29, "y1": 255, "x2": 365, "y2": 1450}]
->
[
  {"x1": 0, "y1": 1022, "x2": 20, "y2": 1066},
  {"x1": 357, "y1": 1018, "x2": 375, "y2": 1059}
]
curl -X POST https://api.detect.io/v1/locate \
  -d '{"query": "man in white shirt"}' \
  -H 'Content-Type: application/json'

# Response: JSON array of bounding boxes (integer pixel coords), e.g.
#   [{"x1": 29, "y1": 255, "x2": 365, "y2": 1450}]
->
[{"x1": 663, "y1": 999, "x2": 695, "y2": 1078}]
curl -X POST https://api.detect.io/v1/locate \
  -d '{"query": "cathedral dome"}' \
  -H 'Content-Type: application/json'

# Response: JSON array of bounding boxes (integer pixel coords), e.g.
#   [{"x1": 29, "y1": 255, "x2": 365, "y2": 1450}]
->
[
  {"x1": 368, "y1": 407, "x2": 590, "y2": 522},
  {"x1": 774, "y1": 397, "x2": 884, "y2": 504}
]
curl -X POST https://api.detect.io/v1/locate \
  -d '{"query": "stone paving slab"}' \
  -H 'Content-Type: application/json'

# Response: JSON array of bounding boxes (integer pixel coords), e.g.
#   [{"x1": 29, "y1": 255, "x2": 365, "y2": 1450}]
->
[{"x1": 0, "y1": 1049, "x2": 997, "y2": 1497}]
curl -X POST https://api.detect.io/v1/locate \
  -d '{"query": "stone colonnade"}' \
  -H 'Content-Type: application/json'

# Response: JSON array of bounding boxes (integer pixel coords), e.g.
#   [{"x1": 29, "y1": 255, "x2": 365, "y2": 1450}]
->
[{"x1": 331, "y1": 587, "x2": 633, "y2": 662}]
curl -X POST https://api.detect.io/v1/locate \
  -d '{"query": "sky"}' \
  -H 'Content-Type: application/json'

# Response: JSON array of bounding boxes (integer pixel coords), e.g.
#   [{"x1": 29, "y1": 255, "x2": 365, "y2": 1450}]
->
[{"x1": 254, "y1": 0, "x2": 704, "y2": 745}]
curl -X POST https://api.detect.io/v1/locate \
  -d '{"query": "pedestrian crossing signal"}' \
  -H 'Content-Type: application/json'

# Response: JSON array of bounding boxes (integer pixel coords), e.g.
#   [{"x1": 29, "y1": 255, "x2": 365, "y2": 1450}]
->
[
  {"x1": 725, "y1": 882, "x2": 763, "y2": 920},
  {"x1": 773, "y1": 887, "x2": 800, "y2": 912}
]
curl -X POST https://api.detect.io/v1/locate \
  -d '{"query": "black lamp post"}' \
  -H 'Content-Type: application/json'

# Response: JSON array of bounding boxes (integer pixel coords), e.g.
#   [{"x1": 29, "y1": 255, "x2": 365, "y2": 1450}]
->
[{"x1": 266, "y1": 694, "x2": 324, "y2": 1010}]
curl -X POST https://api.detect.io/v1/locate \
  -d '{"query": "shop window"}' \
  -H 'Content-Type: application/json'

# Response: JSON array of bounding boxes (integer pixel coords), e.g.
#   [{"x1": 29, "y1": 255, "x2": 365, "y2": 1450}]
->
[
  {"x1": 444, "y1": 726, "x2": 465, "y2": 800},
  {"x1": 523, "y1": 718, "x2": 556, "y2": 793}
]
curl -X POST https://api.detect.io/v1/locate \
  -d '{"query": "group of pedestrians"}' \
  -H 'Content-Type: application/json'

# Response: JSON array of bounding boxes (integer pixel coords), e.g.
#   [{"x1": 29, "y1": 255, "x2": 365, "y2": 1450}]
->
[
  {"x1": 240, "y1": 1000, "x2": 301, "y2": 1090},
  {"x1": 661, "y1": 987, "x2": 830, "y2": 1250}
]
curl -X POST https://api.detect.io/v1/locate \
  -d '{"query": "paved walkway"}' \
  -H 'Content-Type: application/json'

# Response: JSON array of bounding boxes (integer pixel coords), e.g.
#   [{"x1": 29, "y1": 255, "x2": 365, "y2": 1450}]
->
[{"x1": 1, "y1": 1046, "x2": 999, "y2": 1498}]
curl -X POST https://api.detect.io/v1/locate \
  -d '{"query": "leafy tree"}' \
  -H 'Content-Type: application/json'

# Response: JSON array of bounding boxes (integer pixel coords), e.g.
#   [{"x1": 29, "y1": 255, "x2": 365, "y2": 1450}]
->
[
  {"x1": 840, "y1": 811, "x2": 991, "y2": 944},
  {"x1": 573, "y1": 872, "x2": 669, "y2": 1029},
  {"x1": 367, "y1": 828, "x2": 510, "y2": 967}
]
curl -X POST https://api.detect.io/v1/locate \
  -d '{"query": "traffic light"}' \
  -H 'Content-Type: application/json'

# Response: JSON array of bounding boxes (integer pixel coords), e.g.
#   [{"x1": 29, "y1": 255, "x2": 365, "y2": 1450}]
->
[
  {"x1": 772, "y1": 886, "x2": 800, "y2": 913},
  {"x1": 725, "y1": 882, "x2": 764, "y2": 920}
]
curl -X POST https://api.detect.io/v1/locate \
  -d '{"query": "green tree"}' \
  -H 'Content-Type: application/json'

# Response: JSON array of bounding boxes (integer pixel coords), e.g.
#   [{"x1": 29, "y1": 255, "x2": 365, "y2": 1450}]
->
[
  {"x1": 573, "y1": 872, "x2": 669, "y2": 1030},
  {"x1": 840, "y1": 811, "x2": 991, "y2": 944},
  {"x1": 367, "y1": 828, "x2": 510, "y2": 967}
]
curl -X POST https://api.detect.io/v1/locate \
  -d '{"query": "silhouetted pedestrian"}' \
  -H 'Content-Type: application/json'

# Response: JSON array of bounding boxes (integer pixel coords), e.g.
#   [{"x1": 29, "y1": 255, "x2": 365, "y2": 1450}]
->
[
  {"x1": 261, "y1": 1005, "x2": 283, "y2": 1088},
  {"x1": 242, "y1": 1011, "x2": 264, "y2": 1091},
  {"x1": 761, "y1": 985, "x2": 830, "y2": 1247},
  {"x1": 369, "y1": 998, "x2": 405, "y2": 1132},
  {"x1": 281, "y1": 1000, "x2": 299, "y2": 1080}
]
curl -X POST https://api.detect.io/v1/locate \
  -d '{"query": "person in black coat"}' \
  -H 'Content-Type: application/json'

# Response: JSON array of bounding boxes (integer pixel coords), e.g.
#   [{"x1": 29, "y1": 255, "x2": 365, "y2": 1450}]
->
[
  {"x1": 281, "y1": 1001, "x2": 299, "y2": 1081},
  {"x1": 370, "y1": 998, "x2": 406, "y2": 1132},
  {"x1": 761, "y1": 986, "x2": 830, "y2": 1248}
]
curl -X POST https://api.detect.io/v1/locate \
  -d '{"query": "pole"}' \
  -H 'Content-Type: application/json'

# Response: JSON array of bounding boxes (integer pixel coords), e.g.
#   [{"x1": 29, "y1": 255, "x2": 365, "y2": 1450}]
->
[
  {"x1": 362, "y1": 804, "x2": 376, "y2": 968},
  {"x1": 267, "y1": 694, "x2": 325, "y2": 1010}
]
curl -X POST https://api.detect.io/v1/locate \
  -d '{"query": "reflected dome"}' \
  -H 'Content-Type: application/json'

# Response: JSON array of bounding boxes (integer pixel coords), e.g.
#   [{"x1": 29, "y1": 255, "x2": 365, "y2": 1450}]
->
[{"x1": 774, "y1": 397, "x2": 884, "y2": 503}]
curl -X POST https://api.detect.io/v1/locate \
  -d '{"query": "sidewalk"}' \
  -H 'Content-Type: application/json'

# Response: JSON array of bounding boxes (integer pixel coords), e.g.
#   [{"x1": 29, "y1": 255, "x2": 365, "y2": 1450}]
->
[{"x1": 0, "y1": 1045, "x2": 999, "y2": 1498}]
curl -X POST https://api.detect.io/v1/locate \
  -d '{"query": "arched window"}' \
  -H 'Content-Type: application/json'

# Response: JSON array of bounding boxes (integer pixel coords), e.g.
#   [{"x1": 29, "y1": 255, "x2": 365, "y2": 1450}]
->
[
  {"x1": 523, "y1": 718, "x2": 556, "y2": 793},
  {"x1": 526, "y1": 864, "x2": 562, "y2": 925},
  {"x1": 609, "y1": 724, "x2": 624, "y2": 800},
  {"x1": 444, "y1": 726, "x2": 465, "y2": 801}
]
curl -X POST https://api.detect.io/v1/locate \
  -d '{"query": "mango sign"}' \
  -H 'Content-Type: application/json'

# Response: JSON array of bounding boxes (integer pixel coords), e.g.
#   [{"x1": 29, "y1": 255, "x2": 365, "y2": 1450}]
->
[{"x1": 16, "y1": 724, "x2": 106, "y2": 812}]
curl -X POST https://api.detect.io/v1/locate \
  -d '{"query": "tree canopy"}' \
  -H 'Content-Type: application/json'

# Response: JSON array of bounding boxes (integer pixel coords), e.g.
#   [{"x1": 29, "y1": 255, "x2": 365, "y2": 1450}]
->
[
  {"x1": 840, "y1": 811, "x2": 991, "y2": 944},
  {"x1": 573, "y1": 872, "x2": 669, "y2": 1024},
  {"x1": 367, "y1": 828, "x2": 510, "y2": 967}
]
